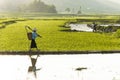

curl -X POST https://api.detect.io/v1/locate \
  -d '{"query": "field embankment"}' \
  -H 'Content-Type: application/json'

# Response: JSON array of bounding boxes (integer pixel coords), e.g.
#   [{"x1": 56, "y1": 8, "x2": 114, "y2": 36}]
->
[{"x1": 1, "y1": 50, "x2": 120, "y2": 55}]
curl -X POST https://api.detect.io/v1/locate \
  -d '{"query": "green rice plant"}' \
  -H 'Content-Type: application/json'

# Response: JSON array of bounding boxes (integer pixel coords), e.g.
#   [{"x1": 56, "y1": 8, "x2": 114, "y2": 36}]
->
[
  {"x1": 0, "y1": 18, "x2": 120, "y2": 51},
  {"x1": 114, "y1": 29, "x2": 120, "y2": 38}
]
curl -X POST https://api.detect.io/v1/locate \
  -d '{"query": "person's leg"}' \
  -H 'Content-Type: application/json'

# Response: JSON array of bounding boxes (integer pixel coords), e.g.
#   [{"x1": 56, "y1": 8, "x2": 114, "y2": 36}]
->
[
  {"x1": 29, "y1": 40, "x2": 33, "y2": 51},
  {"x1": 34, "y1": 40, "x2": 40, "y2": 51}
]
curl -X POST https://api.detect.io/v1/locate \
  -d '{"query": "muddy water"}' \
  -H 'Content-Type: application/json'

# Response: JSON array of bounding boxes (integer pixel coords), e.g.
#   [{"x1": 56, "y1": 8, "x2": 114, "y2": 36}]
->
[{"x1": 1, "y1": 54, "x2": 120, "y2": 80}]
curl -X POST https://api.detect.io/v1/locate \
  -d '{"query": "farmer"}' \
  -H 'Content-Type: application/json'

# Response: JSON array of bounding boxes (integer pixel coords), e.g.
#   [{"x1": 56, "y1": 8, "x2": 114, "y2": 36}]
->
[
  {"x1": 93, "y1": 22, "x2": 97, "y2": 32},
  {"x1": 29, "y1": 28, "x2": 42, "y2": 51}
]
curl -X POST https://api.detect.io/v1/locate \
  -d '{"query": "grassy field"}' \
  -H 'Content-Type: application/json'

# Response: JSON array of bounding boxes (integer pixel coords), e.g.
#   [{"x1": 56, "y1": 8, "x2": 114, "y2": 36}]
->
[{"x1": 0, "y1": 16, "x2": 120, "y2": 51}]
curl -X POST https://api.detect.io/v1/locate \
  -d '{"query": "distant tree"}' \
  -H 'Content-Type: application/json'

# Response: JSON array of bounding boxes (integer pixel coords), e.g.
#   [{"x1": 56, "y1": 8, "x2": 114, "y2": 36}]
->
[
  {"x1": 47, "y1": 5, "x2": 57, "y2": 13},
  {"x1": 77, "y1": 10, "x2": 81, "y2": 14},
  {"x1": 77, "y1": 6, "x2": 82, "y2": 14},
  {"x1": 72, "y1": 8, "x2": 75, "y2": 14},
  {"x1": 65, "y1": 8, "x2": 71, "y2": 13}
]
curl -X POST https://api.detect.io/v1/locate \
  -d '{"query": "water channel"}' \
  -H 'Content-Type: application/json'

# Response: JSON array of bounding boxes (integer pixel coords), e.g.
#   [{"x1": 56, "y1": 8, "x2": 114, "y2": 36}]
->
[{"x1": 1, "y1": 54, "x2": 120, "y2": 80}]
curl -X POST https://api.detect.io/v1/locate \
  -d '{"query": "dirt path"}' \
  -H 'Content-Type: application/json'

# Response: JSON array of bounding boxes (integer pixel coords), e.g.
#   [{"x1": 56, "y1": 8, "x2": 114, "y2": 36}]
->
[{"x1": 0, "y1": 50, "x2": 120, "y2": 55}]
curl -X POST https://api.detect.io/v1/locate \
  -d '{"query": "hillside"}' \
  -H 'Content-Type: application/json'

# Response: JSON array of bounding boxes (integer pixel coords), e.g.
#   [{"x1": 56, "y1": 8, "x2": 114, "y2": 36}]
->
[
  {"x1": 41, "y1": 0, "x2": 120, "y2": 14},
  {"x1": 0, "y1": 0, "x2": 120, "y2": 14},
  {"x1": 0, "y1": 0, "x2": 57, "y2": 13}
]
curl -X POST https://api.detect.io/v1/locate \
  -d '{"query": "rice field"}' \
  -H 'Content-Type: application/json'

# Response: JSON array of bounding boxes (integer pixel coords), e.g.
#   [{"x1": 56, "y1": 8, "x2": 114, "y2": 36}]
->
[{"x1": 0, "y1": 16, "x2": 120, "y2": 51}]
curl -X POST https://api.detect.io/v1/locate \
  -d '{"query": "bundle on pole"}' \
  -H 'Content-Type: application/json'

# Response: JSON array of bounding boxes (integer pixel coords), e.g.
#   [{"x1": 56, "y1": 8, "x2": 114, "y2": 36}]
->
[{"x1": 25, "y1": 26, "x2": 32, "y2": 40}]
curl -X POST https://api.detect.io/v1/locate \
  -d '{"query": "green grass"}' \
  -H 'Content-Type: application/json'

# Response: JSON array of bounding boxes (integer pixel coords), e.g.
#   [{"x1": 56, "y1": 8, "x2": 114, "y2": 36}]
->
[{"x1": 0, "y1": 18, "x2": 120, "y2": 51}]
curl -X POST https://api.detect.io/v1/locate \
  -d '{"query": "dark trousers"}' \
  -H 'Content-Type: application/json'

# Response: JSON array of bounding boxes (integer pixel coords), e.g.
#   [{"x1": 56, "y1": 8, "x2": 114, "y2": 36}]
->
[{"x1": 30, "y1": 39, "x2": 37, "y2": 48}]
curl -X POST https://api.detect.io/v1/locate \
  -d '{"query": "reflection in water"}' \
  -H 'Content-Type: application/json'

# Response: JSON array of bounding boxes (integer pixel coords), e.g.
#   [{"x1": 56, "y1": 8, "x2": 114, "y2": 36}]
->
[
  {"x1": 0, "y1": 54, "x2": 120, "y2": 80},
  {"x1": 75, "y1": 67, "x2": 87, "y2": 80},
  {"x1": 28, "y1": 55, "x2": 41, "y2": 78}
]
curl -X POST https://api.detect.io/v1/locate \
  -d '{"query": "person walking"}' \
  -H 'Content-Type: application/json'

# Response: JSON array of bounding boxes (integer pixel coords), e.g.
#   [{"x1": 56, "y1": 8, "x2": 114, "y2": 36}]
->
[
  {"x1": 30, "y1": 28, "x2": 42, "y2": 51},
  {"x1": 93, "y1": 22, "x2": 97, "y2": 32}
]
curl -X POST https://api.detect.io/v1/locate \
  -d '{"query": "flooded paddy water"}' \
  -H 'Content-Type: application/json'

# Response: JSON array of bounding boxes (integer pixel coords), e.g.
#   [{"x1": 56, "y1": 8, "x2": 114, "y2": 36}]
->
[
  {"x1": 69, "y1": 23, "x2": 120, "y2": 32},
  {"x1": 1, "y1": 54, "x2": 120, "y2": 80},
  {"x1": 69, "y1": 24, "x2": 93, "y2": 32}
]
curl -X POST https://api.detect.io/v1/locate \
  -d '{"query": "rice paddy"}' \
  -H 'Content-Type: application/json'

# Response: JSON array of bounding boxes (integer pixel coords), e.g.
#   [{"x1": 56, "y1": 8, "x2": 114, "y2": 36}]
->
[{"x1": 0, "y1": 16, "x2": 120, "y2": 51}]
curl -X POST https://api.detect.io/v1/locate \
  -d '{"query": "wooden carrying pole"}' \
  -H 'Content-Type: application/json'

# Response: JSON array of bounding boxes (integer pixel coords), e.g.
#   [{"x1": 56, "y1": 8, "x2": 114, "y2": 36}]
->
[{"x1": 25, "y1": 25, "x2": 42, "y2": 38}]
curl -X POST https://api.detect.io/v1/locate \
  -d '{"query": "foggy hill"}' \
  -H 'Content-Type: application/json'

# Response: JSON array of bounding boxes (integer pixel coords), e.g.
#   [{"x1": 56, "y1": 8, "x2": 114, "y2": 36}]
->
[
  {"x1": 0, "y1": 0, "x2": 57, "y2": 13},
  {"x1": 41, "y1": 0, "x2": 120, "y2": 14},
  {"x1": 0, "y1": 0, "x2": 120, "y2": 14}
]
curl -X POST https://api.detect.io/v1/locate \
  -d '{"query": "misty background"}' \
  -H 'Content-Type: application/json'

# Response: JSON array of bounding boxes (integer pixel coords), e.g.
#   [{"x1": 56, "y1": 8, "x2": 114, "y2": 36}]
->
[{"x1": 0, "y1": 0, "x2": 120, "y2": 14}]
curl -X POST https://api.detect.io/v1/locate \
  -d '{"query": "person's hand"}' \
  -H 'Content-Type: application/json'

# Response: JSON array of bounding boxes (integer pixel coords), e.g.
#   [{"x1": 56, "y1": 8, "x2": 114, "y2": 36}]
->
[{"x1": 38, "y1": 34, "x2": 42, "y2": 38}]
